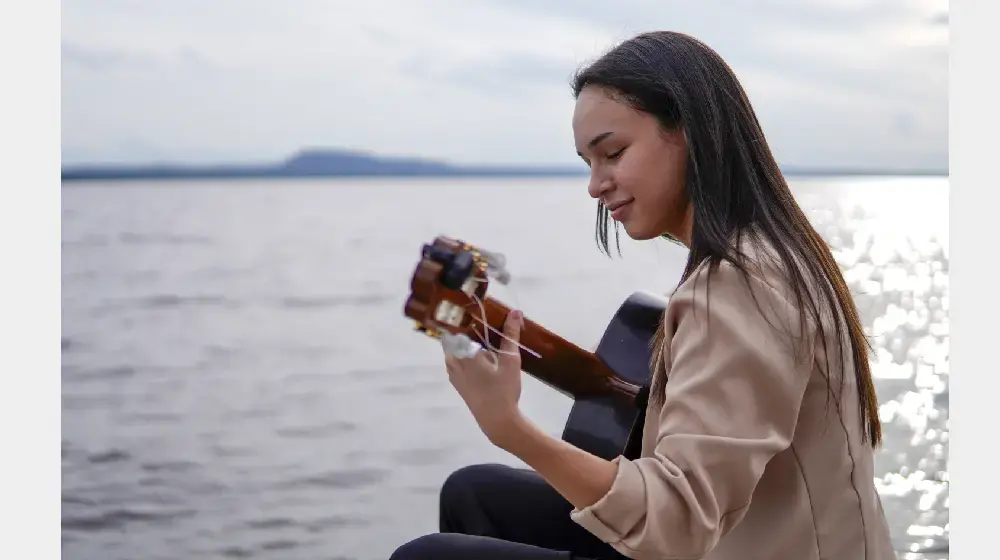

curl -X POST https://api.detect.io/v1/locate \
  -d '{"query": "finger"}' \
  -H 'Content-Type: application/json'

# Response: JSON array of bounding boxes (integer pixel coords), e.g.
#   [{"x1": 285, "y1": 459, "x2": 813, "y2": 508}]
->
[
  {"x1": 500, "y1": 310, "x2": 523, "y2": 349},
  {"x1": 446, "y1": 348, "x2": 484, "y2": 376},
  {"x1": 444, "y1": 354, "x2": 461, "y2": 375},
  {"x1": 472, "y1": 348, "x2": 497, "y2": 371},
  {"x1": 497, "y1": 310, "x2": 523, "y2": 368}
]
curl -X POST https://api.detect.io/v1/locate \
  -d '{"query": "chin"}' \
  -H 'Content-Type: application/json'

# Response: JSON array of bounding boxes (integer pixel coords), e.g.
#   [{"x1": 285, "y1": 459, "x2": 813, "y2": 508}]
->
[{"x1": 621, "y1": 222, "x2": 661, "y2": 241}]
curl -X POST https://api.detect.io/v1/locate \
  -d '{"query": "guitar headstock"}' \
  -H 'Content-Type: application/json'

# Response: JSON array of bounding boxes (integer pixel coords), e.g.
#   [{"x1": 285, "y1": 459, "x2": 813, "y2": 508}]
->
[{"x1": 403, "y1": 236, "x2": 508, "y2": 342}]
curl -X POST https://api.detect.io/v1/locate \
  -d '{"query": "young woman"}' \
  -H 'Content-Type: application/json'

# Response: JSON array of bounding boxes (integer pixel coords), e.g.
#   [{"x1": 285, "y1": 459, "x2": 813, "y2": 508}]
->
[{"x1": 390, "y1": 31, "x2": 896, "y2": 560}]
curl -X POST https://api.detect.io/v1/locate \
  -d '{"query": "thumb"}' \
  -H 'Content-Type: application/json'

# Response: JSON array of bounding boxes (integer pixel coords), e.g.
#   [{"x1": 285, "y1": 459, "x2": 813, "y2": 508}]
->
[{"x1": 498, "y1": 309, "x2": 523, "y2": 366}]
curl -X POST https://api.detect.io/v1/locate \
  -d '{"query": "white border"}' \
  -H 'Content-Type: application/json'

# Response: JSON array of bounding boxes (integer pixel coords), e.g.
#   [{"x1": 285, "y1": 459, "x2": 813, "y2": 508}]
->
[
  {"x1": 0, "y1": 0, "x2": 60, "y2": 557},
  {"x1": 3, "y1": 2, "x2": 972, "y2": 558},
  {"x1": 950, "y1": 1, "x2": 989, "y2": 559}
]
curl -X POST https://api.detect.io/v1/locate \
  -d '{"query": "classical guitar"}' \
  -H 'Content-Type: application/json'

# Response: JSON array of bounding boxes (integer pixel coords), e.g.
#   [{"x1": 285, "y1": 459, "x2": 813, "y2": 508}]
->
[{"x1": 403, "y1": 235, "x2": 667, "y2": 460}]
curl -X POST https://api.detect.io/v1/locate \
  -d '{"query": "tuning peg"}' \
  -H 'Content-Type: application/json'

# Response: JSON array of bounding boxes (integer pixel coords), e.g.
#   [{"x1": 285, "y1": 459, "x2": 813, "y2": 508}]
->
[
  {"x1": 478, "y1": 249, "x2": 511, "y2": 285},
  {"x1": 414, "y1": 322, "x2": 442, "y2": 338}
]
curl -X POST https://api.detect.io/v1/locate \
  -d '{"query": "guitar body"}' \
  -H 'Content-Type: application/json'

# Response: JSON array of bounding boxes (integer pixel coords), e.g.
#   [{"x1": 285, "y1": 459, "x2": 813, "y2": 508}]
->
[{"x1": 560, "y1": 290, "x2": 667, "y2": 461}]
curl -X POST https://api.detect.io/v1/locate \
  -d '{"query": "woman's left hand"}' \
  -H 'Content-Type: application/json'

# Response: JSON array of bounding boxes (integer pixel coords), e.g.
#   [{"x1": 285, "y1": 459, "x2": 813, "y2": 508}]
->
[{"x1": 444, "y1": 310, "x2": 526, "y2": 447}]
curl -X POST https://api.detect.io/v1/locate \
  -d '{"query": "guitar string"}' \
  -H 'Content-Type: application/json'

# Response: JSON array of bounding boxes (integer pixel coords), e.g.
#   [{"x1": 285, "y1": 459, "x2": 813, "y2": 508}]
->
[
  {"x1": 466, "y1": 278, "x2": 541, "y2": 360},
  {"x1": 467, "y1": 301, "x2": 541, "y2": 359}
]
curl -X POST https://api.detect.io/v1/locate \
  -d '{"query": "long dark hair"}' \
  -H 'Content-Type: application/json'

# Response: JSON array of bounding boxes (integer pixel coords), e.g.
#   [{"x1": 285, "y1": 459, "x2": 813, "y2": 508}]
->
[{"x1": 572, "y1": 31, "x2": 882, "y2": 447}]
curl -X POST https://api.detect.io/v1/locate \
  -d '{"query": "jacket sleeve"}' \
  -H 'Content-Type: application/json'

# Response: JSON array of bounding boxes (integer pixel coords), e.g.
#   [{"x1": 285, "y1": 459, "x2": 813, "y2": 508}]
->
[{"x1": 570, "y1": 261, "x2": 817, "y2": 559}]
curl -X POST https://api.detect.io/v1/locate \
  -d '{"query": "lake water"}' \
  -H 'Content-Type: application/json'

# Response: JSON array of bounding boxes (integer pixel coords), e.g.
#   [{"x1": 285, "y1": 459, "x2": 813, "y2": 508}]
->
[{"x1": 61, "y1": 176, "x2": 949, "y2": 559}]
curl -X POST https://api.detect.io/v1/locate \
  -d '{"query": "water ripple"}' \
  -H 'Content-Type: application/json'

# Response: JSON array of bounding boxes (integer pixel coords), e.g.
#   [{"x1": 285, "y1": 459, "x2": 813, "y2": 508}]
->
[
  {"x1": 282, "y1": 468, "x2": 391, "y2": 490},
  {"x1": 63, "y1": 506, "x2": 198, "y2": 532},
  {"x1": 278, "y1": 294, "x2": 394, "y2": 309}
]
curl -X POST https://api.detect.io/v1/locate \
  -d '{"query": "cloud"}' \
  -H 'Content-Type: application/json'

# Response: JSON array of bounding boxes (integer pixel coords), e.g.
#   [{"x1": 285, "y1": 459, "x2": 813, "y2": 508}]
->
[
  {"x1": 61, "y1": 0, "x2": 947, "y2": 170},
  {"x1": 491, "y1": 0, "x2": 948, "y2": 169}
]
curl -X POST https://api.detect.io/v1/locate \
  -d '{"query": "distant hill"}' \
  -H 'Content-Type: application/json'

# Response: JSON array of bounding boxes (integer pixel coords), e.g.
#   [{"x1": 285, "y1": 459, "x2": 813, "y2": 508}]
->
[
  {"x1": 61, "y1": 149, "x2": 586, "y2": 181},
  {"x1": 61, "y1": 148, "x2": 948, "y2": 182}
]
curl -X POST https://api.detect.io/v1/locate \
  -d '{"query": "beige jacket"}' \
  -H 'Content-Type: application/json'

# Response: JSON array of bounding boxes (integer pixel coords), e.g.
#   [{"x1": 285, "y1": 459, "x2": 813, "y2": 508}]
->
[{"x1": 571, "y1": 245, "x2": 897, "y2": 560}]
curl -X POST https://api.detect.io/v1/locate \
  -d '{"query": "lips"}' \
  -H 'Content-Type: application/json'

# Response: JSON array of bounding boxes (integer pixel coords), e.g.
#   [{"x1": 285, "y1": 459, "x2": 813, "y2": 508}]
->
[{"x1": 605, "y1": 199, "x2": 634, "y2": 220}]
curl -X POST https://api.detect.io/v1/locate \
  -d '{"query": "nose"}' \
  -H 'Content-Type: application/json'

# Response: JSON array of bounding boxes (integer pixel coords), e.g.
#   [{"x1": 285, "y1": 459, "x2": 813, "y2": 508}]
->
[{"x1": 587, "y1": 169, "x2": 614, "y2": 200}]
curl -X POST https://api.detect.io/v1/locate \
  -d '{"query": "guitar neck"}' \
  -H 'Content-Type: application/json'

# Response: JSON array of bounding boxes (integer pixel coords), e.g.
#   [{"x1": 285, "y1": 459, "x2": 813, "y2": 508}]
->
[{"x1": 473, "y1": 296, "x2": 641, "y2": 404}]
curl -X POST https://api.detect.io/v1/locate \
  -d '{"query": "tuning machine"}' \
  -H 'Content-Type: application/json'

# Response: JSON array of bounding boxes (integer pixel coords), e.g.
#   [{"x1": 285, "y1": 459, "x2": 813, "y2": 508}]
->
[{"x1": 414, "y1": 322, "x2": 442, "y2": 339}]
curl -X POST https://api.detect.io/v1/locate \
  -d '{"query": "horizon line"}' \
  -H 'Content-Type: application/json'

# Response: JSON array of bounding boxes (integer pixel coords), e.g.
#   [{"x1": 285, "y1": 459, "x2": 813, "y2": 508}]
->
[{"x1": 60, "y1": 146, "x2": 949, "y2": 180}]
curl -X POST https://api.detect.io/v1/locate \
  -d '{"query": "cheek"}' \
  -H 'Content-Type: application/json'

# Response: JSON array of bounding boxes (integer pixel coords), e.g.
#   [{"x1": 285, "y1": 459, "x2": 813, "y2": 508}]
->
[
  {"x1": 623, "y1": 149, "x2": 688, "y2": 221},
  {"x1": 647, "y1": 147, "x2": 686, "y2": 199},
  {"x1": 616, "y1": 149, "x2": 674, "y2": 202}
]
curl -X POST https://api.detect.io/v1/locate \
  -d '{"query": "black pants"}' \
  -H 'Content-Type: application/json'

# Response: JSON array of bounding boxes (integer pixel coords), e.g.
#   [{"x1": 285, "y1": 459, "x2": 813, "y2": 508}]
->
[{"x1": 389, "y1": 463, "x2": 629, "y2": 560}]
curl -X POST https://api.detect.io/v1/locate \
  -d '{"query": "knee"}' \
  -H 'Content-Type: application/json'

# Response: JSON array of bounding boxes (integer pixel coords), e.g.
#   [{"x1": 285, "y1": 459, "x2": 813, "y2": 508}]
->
[
  {"x1": 389, "y1": 534, "x2": 449, "y2": 560},
  {"x1": 439, "y1": 463, "x2": 502, "y2": 509}
]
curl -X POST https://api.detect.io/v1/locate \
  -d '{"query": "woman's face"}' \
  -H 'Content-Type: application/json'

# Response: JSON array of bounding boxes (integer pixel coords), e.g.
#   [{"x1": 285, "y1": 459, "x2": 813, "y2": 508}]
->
[{"x1": 572, "y1": 84, "x2": 692, "y2": 245}]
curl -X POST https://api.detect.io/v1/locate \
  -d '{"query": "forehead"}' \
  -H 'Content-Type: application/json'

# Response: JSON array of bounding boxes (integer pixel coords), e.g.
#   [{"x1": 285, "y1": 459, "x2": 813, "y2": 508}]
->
[{"x1": 572, "y1": 86, "x2": 641, "y2": 139}]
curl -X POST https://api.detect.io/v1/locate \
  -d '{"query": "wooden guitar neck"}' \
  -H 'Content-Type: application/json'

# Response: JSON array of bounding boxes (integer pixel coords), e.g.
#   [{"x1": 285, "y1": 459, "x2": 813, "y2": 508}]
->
[{"x1": 461, "y1": 296, "x2": 641, "y2": 405}]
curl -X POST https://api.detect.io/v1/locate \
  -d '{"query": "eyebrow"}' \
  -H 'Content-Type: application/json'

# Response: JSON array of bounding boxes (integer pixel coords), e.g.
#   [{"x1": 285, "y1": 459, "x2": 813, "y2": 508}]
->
[{"x1": 576, "y1": 131, "x2": 614, "y2": 157}]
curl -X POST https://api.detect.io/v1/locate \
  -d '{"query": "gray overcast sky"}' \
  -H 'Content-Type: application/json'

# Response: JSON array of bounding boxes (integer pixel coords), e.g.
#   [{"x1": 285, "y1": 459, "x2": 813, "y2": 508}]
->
[{"x1": 61, "y1": 0, "x2": 948, "y2": 170}]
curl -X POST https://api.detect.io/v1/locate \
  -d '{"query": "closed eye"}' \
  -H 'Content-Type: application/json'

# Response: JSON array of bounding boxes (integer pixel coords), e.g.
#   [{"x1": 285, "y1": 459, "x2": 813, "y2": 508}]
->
[{"x1": 607, "y1": 147, "x2": 625, "y2": 160}]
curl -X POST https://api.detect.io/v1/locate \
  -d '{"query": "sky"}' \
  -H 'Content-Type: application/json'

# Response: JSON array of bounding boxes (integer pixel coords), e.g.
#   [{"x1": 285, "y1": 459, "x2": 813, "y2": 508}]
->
[{"x1": 61, "y1": 0, "x2": 949, "y2": 171}]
